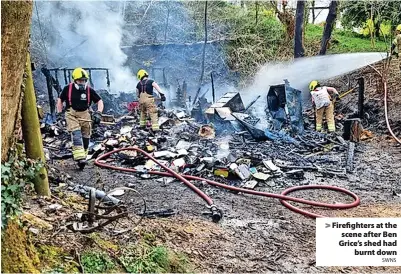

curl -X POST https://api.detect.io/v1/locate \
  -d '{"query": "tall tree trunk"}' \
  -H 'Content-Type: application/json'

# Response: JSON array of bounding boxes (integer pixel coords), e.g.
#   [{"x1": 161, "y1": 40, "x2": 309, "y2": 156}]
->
[
  {"x1": 369, "y1": 6, "x2": 375, "y2": 48},
  {"x1": 255, "y1": 1, "x2": 259, "y2": 26},
  {"x1": 193, "y1": 0, "x2": 208, "y2": 105},
  {"x1": 22, "y1": 53, "x2": 50, "y2": 197},
  {"x1": 199, "y1": 0, "x2": 208, "y2": 84},
  {"x1": 294, "y1": 0, "x2": 305, "y2": 58},
  {"x1": 1, "y1": 0, "x2": 33, "y2": 162},
  {"x1": 311, "y1": 0, "x2": 316, "y2": 24},
  {"x1": 270, "y1": 1, "x2": 295, "y2": 40},
  {"x1": 319, "y1": 0, "x2": 338, "y2": 55},
  {"x1": 374, "y1": 20, "x2": 381, "y2": 39},
  {"x1": 1, "y1": 2, "x2": 43, "y2": 273}
]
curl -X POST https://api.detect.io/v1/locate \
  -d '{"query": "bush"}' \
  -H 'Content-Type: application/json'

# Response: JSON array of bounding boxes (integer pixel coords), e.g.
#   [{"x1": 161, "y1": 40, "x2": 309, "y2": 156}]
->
[{"x1": 1, "y1": 148, "x2": 43, "y2": 229}]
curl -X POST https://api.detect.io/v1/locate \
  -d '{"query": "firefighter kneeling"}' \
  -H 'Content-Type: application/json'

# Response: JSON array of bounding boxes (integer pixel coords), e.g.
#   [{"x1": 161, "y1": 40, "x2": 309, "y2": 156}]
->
[
  {"x1": 136, "y1": 69, "x2": 166, "y2": 132},
  {"x1": 57, "y1": 67, "x2": 104, "y2": 169},
  {"x1": 309, "y1": 80, "x2": 339, "y2": 133}
]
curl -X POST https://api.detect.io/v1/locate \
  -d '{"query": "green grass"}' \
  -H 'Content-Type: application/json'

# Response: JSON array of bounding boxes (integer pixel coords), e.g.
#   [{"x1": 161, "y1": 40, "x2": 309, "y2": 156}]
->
[
  {"x1": 305, "y1": 24, "x2": 389, "y2": 54},
  {"x1": 120, "y1": 244, "x2": 190, "y2": 273}
]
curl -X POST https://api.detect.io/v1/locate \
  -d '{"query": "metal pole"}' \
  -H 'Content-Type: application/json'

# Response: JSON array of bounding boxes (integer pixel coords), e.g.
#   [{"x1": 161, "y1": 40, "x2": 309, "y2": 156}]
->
[
  {"x1": 63, "y1": 69, "x2": 68, "y2": 85},
  {"x1": 163, "y1": 68, "x2": 167, "y2": 86},
  {"x1": 55, "y1": 69, "x2": 59, "y2": 85},
  {"x1": 106, "y1": 69, "x2": 110, "y2": 90},
  {"x1": 88, "y1": 69, "x2": 94, "y2": 88},
  {"x1": 211, "y1": 72, "x2": 215, "y2": 104}
]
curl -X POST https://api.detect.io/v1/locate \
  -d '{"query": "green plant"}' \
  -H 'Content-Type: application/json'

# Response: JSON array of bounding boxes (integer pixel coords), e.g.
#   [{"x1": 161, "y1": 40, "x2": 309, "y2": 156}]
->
[
  {"x1": 1, "y1": 149, "x2": 43, "y2": 228},
  {"x1": 81, "y1": 251, "x2": 115, "y2": 273},
  {"x1": 37, "y1": 245, "x2": 79, "y2": 273},
  {"x1": 120, "y1": 244, "x2": 189, "y2": 273}
]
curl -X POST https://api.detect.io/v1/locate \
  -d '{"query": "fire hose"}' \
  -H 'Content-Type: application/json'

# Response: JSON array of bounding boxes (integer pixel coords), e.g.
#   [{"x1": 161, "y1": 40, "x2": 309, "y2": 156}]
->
[
  {"x1": 384, "y1": 81, "x2": 401, "y2": 145},
  {"x1": 369, "y1": 63, "x2": 401, "y2": 145},
  {"x1": 95, "y1": 147, "x2": 360, "y2": 221}
]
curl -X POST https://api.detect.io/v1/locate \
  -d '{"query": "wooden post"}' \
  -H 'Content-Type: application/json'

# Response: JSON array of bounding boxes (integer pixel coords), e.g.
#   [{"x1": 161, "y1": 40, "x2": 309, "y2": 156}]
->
[
  {"x1": 21, "y1": 53, "x2": 50, "y2": 197},
  {"x1": 45, "y1": 70, "x2": 56, "y2": 117},
  {"x1": 358, "y1": 77, "x2": 364, "y2": 119},
  {"x1": 343, "y1": 118, "x2": 362, "y2": 142}
]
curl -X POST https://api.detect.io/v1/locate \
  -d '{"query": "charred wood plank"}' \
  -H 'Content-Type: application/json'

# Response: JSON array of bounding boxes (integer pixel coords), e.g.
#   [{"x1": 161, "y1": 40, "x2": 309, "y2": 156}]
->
[{"x1": 346, "y1": 142, "x2": 355, "y2": 173}]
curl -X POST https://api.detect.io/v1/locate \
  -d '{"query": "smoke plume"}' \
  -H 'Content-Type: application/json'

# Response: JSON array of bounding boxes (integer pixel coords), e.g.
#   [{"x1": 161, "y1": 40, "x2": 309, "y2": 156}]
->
[{"x1": 32, "y1": 1, "x2": 136, "y2": 93}]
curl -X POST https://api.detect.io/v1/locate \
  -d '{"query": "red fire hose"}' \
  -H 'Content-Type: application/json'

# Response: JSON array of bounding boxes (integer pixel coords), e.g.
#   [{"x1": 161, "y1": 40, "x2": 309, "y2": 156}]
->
[
  {"x1": 95, "y1": 147, "x2": 360, "y2": 221},
  {"x1": 369, "y1": 63, "x2": 401, "y2": 145},
  {"x1": 384, "y1": 81, "x2": 401, "y2": 145}
]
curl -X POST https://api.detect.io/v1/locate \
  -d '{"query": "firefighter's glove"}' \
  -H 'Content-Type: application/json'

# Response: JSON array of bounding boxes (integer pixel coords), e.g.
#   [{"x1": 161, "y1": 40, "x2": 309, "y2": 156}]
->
[
  {"x1": 160, "y1": 93, "x2": 166, "y2": 102},
  {"x1": 92, "y1": 111, "x2": 102, "y2": 125}
]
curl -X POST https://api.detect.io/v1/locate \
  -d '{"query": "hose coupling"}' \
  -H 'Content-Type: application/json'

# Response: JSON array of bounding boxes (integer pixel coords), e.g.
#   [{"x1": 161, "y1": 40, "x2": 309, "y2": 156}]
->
[{"x1": 208, "y1": 204, "x2": 222, "y2": 223}]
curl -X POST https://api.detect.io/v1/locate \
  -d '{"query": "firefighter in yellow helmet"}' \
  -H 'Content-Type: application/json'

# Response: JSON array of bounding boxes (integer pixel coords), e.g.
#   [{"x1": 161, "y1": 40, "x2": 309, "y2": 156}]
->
[
  {"x1": 309, "y1": 80, "x2": 339, "y2": 133},
  {"x1": 57, "y1": 67, "x2": 104, "y2": 169},
  {"x1": 136, "y1": 69, "x2": 166, "y2": 131},
  {"x1": 391, "y1": 24, "x2": 401, "y2": 71}
]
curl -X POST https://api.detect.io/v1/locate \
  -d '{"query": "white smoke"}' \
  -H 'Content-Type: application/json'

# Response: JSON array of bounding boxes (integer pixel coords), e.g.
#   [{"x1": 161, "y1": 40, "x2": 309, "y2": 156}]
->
[
  {"x1": 33, "y1": 1, "x2": 137, "y2": 93},
  {"x1": 240, "y1": 52, "x2": 387, "y2": 116}
]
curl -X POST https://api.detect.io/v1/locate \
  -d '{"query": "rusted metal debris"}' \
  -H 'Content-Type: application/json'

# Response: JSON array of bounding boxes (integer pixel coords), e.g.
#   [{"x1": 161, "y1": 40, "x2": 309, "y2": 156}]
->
[{"x1": 68, "y1": 187, "x2": 146, "y2": 234}]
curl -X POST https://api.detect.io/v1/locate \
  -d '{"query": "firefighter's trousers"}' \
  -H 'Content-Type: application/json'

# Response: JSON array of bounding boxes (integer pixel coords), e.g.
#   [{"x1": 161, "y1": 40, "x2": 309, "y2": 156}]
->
[
  {"x1": 139, "y1": 92, "x2": 159, "y2": 131},
  {"x1": 315, "y1": 102, "x2": 335, "y2": 132},
  {"x1": 65, "y1": 109, "x2": 91, "y2": 161}
]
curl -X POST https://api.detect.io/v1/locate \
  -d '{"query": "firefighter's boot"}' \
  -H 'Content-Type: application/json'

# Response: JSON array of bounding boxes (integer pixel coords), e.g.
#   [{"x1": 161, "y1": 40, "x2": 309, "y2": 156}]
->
[{"x1": 71, "y1": 130, "x2": 87, "y2": 170}]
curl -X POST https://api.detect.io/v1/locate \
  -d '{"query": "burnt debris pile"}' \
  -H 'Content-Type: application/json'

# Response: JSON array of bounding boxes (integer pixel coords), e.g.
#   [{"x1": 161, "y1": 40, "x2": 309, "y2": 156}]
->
[{"x1": 42, "y1": 88, "x2": 358, "y2": 192}]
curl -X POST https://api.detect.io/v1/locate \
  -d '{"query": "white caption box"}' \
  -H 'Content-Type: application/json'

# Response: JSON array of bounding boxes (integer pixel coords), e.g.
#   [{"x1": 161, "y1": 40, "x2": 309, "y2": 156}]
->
[{"x1": 316, "y1": 218, "x2": 401, "y2": 266}]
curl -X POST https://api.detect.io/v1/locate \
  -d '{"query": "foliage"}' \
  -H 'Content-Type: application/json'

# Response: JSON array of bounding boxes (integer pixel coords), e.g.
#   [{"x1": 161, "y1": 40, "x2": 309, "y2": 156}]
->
[
  {"x1": 360, "y1": 19, "x2": 391, "y2": 37},
  {"x1": 340, "y1": 1, "x2": 401, "y2": 32},
  {"x1": 81, "y1": 251, "x2": 116, "y2": 273},
  {"x1": 305, "y1": 24, "x2": 388, "y2": 53},
  {"x1": 185, "y1": 1, "x2": 285, "y2": 80},
  {"x1": 1, "y1": 148, "x2": 43, "y2": 229},
  {"x1": 120, "y1": 243, "x2": 189, "y2": 273}
]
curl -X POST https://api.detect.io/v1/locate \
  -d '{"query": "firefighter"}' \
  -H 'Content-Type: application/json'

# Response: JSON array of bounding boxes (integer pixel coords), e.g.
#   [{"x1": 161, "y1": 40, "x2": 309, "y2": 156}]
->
[
  {"x1": 309, "y1": 80, "x2": 339, "y2": 133},
  {"x1": 57, "y1": 67, "x2": 104, "y2": 169},
  {"x1": 390, "y1": 24, "x2": 401, "y2": 71},
  {"x1": 136, "y1": 69, "x2": 166, "y2": 131}
]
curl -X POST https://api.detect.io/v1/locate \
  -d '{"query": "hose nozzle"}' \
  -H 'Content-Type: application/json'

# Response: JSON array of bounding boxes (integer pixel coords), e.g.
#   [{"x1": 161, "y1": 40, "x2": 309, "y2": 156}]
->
[{"x1": 209, "y1": 204, "x2": 222, "y2": 222}]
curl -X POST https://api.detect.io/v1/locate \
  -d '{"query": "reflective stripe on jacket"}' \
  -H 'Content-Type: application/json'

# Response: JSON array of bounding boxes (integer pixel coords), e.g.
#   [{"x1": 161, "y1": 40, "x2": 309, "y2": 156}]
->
[{"x1": 311, "y1": 87, "x2": 331, "y2": 109}]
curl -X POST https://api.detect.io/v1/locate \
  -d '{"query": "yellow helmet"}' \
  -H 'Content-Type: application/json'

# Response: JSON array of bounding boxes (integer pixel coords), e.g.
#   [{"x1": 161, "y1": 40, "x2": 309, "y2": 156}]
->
[
  {"x1": 396, "y1": 24, "x2": 401, "y2": 32},
  {"x1": 72, "y1": 67, "x2": 89, "y2": 81},
  {"x1": 309, "y1": 80, "x2": 319, "y2": 91},
  {"x1": 137, "y1": 69, "x2": 148, "y2": 80}
]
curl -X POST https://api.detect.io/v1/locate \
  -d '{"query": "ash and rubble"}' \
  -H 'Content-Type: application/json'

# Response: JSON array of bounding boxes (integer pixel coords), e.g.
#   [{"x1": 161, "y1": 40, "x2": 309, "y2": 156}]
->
[
  {"x1": 36, "y1": 76, "x2": 401, "y2": 273},
  {"x1": 43, "y1": 82, "x2": 359, "y2": 194}
]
